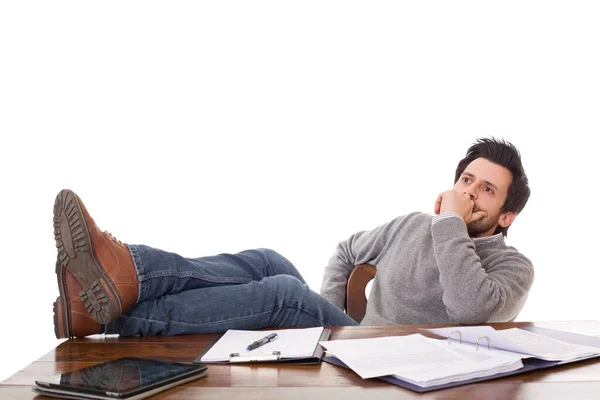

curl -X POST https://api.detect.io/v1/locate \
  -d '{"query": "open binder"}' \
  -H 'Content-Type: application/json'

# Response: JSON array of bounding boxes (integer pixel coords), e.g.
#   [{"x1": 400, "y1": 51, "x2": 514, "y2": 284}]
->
[
  {"x1": 321, "y1": 325, "x2": 600, "y2": 393},
  {"x1": 194, "y1": 327, "x2": 331, "y2": 365}
]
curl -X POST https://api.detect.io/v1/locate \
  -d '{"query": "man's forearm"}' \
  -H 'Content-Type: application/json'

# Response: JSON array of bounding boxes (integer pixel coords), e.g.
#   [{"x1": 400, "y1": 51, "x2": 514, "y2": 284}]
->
[{"x1": 431, "y1": 214, "x2": 533, "y2": 323}]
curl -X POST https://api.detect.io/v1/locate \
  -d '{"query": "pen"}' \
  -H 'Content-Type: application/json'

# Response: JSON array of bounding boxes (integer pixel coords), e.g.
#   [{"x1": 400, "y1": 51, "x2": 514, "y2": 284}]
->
[{"x1": 246, "y1": 333, "x2": 278, "y2": 351}]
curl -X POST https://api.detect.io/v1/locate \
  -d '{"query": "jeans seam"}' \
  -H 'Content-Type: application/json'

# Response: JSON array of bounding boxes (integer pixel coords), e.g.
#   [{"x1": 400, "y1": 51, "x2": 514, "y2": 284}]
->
[
  {"x1": 143, "y1": 270, "x2": 253, "y2": 284},
  {"x1": 120, "y1": 309, "x2": 276, "y2": 328},
  {"x1": 279, "y1": 304, "x2": 329, "y2": 325},
  {"x1": 264, "y1": 252, "x2": 274, "y2": 277},
  {"x1": 127, "y1": 244, "x2": 145, "y2": 303},
  {"x1": 119, "y1": 303, "x2": 330, "y2": 330}
]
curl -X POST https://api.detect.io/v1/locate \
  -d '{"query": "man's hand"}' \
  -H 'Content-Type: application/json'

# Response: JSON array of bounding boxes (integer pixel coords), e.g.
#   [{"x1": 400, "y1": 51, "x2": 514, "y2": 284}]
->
[{"x1": 434, "y1": 190, "x2": 488, "y2": 224}]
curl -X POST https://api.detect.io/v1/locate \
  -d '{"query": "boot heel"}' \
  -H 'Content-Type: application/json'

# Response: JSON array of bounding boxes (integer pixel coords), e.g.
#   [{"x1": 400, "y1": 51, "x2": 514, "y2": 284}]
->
[
  {"x1": 80, "y1": 280, "x2": 116, "y2": 324},
  {"x1": 54, "y1": 297, "x2": 70, "y2": 339}
]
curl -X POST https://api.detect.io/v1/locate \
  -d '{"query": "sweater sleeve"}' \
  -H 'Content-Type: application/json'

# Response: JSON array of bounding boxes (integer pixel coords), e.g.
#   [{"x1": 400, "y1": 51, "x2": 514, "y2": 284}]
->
[
  {"x1": 431, "y1": 215, "x2": 534, "y2": 324},
  {"x1": 319, "y1": 216, "x2": 405, "y2": 310}
]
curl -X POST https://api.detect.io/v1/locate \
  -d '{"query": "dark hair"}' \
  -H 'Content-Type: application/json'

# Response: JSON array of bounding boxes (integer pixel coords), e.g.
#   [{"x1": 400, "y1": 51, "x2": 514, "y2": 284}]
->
[{"x1": 454, "y1": 138, "x2": 530, "y2": 236}]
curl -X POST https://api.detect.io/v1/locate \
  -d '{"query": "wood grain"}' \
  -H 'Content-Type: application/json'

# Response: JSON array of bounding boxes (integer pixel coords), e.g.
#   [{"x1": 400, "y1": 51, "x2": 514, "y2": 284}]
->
[{"x1": 2, "y1": 321, "x2": 600, "y2": 399}]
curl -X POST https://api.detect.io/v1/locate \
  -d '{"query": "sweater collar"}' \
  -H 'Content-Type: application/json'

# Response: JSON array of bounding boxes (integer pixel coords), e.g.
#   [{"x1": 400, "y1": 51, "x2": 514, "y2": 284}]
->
[{"x1": 472, "y1": 233, "x2": 504, "y2": 246}]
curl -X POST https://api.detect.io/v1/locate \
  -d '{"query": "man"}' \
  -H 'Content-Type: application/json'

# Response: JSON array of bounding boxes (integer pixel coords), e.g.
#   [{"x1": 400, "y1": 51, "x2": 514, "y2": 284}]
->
[
  {"x1": 54, "y1": 137, "x2": 533, "y2": 338},
  {"x1": 320, "y1": 138, "x2": 532, "y2": 325}
]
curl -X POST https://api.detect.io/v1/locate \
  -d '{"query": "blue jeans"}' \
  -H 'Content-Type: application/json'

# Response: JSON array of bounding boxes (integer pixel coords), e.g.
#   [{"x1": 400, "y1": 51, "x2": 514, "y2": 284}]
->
[{"x1": 104, "y1": 246, "x2": 358, "y2": 336}]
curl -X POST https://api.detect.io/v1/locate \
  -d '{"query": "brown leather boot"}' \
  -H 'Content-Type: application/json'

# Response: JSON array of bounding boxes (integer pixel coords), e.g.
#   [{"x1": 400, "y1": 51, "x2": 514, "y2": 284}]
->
[
  {"x1": 53, "y1": 189, "x2": 139, "y2": 324},
  {"x1": 54, "y1": 257, "x2": 101, "y2": 338}
]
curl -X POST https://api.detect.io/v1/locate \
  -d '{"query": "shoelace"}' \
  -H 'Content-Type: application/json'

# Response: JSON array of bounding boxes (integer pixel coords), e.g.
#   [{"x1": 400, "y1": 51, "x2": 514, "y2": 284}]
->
[{"x1": 104, "y1": 231, "x2": 124, "y2": 246}]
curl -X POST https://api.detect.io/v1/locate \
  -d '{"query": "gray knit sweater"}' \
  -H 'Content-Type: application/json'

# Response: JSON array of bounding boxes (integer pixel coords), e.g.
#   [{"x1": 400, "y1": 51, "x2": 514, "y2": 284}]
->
[{"x1": 319, "y1": 212, "x2": 534, "y2": 325}]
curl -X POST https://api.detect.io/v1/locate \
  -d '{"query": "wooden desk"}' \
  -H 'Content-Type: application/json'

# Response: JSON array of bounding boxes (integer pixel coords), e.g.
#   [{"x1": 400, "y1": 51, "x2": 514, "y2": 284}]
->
[{"x1": 2, "y1": 321, "x2": 600, "y2": 399}]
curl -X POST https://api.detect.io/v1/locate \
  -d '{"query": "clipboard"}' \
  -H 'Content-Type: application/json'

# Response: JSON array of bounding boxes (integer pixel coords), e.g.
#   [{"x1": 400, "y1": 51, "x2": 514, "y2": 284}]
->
[
  {"x1": 193, "y1": 328, "x2": 331, "y2": 365},
  {"x1": 194, "y1": 327, "x2": 332, "y2": 365}
]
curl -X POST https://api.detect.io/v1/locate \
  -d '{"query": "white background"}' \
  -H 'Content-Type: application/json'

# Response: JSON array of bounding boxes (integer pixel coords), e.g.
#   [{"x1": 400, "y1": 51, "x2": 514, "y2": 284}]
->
[{"x1": 1, "y1": 1, "x2": 599, "y2": 382}]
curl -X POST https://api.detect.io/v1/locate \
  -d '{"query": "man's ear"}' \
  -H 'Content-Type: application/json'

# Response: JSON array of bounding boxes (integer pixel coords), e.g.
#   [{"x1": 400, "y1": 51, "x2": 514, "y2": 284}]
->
[{"x1": 499, "y1": 212, "x2": 517, "y2": 228}]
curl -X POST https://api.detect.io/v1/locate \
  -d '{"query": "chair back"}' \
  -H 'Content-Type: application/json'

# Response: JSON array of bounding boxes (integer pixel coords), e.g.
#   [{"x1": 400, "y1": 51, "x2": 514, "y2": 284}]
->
[{"x1": 345, "y1": 264, "x2": 376, "y2": 323}]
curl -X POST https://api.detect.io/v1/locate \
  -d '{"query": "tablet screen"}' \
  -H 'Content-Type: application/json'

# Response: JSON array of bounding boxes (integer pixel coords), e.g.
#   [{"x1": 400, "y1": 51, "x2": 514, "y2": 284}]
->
[{"x1": 38, "y1": 357, "x2": 207, "y2": 397}]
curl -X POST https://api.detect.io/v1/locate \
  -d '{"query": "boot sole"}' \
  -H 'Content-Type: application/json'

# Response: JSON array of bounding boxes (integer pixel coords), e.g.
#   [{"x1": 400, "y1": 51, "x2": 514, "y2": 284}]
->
[
  {"x1": 54, "y1": 258, "x2": 70, "y2": 338},
  {"x1": 53, "y1": 189, "x2": 121, "y2": 324}
]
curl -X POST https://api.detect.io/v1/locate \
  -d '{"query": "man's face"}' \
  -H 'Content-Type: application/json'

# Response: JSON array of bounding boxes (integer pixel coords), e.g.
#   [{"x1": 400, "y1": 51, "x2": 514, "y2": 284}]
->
[{"x1": 453, "y1": 158, "x2": 514, "y2": 237}]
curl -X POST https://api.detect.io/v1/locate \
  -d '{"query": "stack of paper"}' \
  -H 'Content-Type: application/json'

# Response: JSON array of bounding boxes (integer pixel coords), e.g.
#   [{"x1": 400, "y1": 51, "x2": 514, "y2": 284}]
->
[
  {"x1": 320, "y1": 334, "x2": 523, "y2": 388},
  {"x1": 320, "y1": 326, "x2": 600, "y2": 390},
  {"x1": 423, "y1": 326, "x2": 600, "y2": 362}
]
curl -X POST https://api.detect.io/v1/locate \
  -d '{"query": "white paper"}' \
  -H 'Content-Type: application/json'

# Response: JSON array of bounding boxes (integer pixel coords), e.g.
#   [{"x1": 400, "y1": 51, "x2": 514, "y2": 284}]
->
[
  {"x1": 497, "y1": 328, "x2": 600, "y2": 361},
  {"x1": 422, "y1": 326, "x2": 600, "y2": 361},
  {"x1": 201, "y1": 327, "x2": 324, "y2": 362},
  {"x1": 320, "y1": 334, "x2": 523, "y2": 383},
  {"x1": 521, "y1": 326, "x2": 600, "y2": 348},
  {"x1": 394, "y1": 339, "x2": 523, "y2": 387}
]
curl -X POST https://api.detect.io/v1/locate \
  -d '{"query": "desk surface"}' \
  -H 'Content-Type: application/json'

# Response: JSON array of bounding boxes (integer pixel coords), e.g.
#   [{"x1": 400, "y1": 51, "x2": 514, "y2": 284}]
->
[{"x1": 2, "y1": 321, "x2": 600, "y2": 399}]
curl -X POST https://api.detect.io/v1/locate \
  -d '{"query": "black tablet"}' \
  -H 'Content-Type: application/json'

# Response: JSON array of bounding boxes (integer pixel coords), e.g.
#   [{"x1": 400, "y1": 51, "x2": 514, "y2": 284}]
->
[{"x1": 33, "y1": 357, "x2": 208, "y2": 400}]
